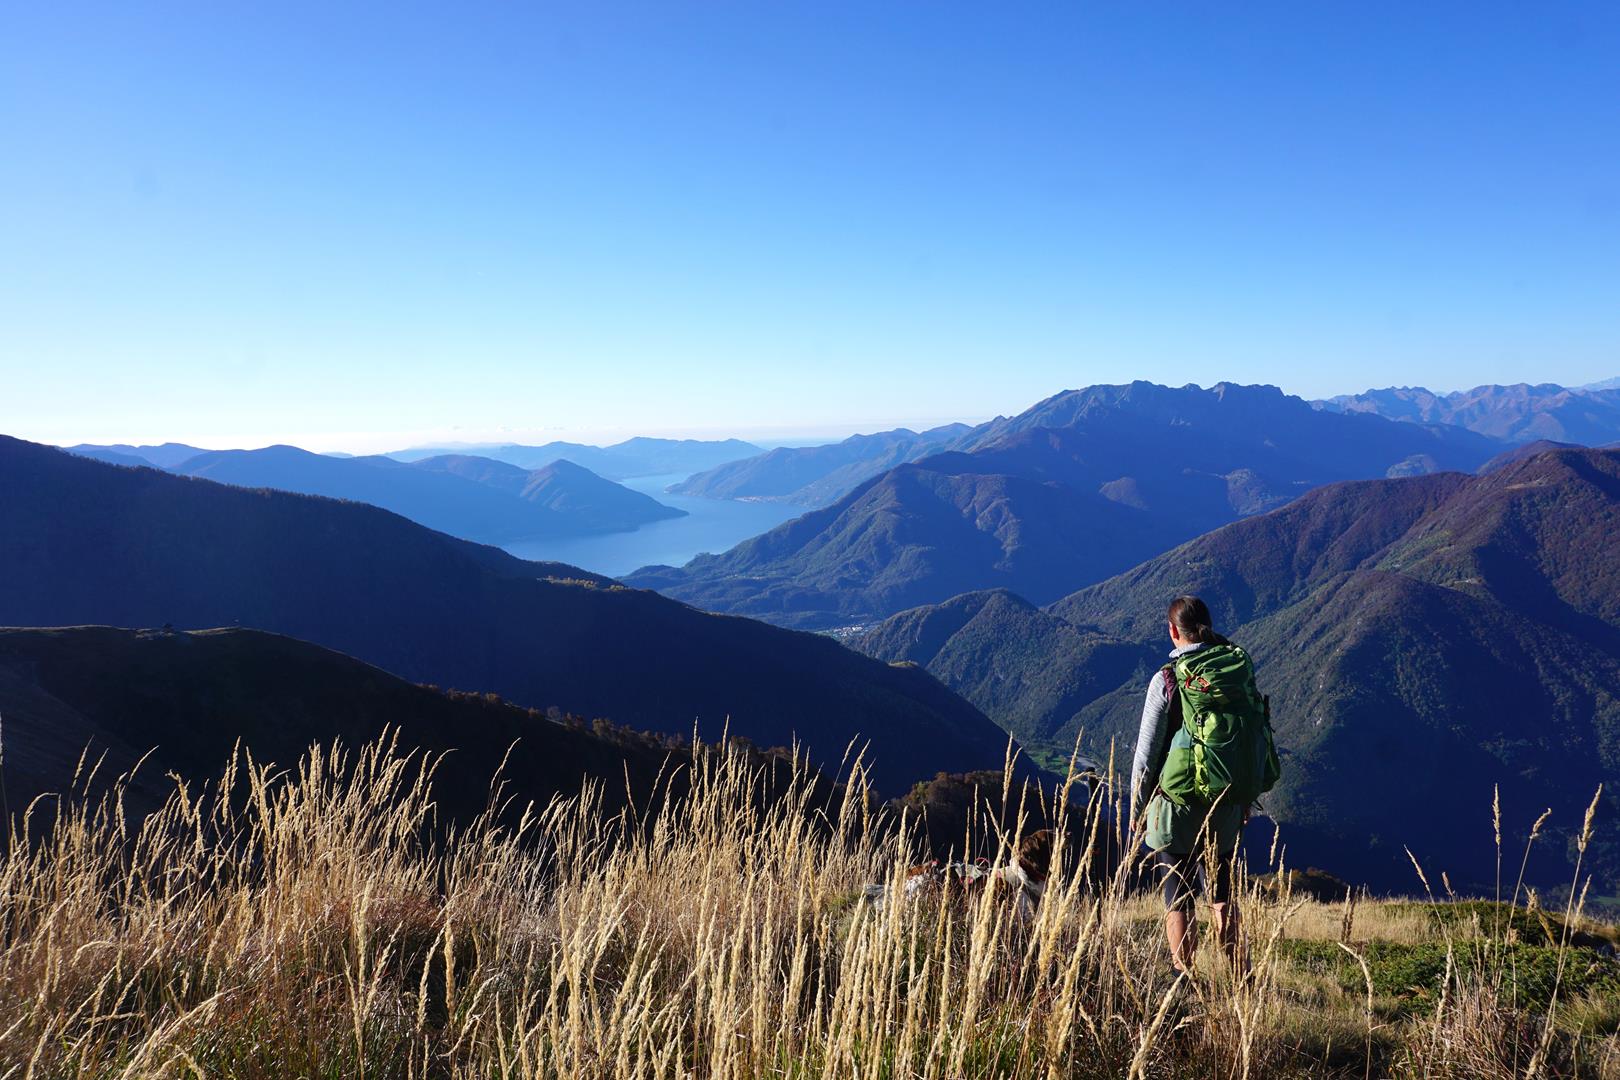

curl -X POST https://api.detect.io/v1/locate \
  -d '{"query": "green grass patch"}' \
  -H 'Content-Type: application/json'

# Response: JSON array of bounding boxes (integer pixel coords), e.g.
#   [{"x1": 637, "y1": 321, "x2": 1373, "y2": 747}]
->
[
  {"x1": 1275, "y1": 938, "x2": 1620, "y2": 1015},
  {"x1": 1384, "y1": 900, "x2": 1620, "y2": 949}
]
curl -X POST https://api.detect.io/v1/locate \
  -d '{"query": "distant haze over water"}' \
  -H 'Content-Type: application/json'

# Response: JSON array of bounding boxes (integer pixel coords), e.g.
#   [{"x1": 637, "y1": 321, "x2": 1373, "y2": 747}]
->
[{"x1": 501, "y1": 473, "x2": 799, "y2": 577}]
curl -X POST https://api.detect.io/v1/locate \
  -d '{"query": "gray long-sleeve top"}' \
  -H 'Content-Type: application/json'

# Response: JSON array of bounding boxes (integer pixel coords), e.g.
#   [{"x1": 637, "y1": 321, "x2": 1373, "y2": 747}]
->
[{"x1": 1129, "y1": 641, "x2": 1208, "y2": 822}]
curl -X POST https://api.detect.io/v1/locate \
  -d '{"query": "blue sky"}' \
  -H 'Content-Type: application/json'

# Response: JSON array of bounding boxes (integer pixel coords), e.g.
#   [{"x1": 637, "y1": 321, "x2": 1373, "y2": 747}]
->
[{"x1": 3, "y1": 2, "x2": 1618, "y2": 452}]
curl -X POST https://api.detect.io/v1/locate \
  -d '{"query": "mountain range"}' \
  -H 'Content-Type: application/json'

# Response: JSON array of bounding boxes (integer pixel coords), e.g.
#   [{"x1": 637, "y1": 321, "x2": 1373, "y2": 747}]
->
[
  {"x1": 0, "y1": 435, "x2": 1007, "y2": 792},
  {"x1": 386, "y1": 436, "x2": 761, "y2": 479},
  {"x1": 66, "y1": 443, "x2": 684, "y2": 544},
  {"x1": 38, "y1": 377, "x2": 1620, "y2": 891},
  {"x1": 856, "y1": 447, "x2": 1620, "y2": 891},
  {"x1": 666, "y1": 378, "x2": 1620, "y2": 516},
  {"x1": 627, "y1": 382, "x2": 1498, "y2": 629},
  {"x1": 1316, "y1": 381, "x2": 1620, "y2": 446},
  {"x1": 68, "y1": 441, "x2": 211, "y2": 468},
  {"x1": 671, "y1": 423, "x2": 974, "y2": 506}
]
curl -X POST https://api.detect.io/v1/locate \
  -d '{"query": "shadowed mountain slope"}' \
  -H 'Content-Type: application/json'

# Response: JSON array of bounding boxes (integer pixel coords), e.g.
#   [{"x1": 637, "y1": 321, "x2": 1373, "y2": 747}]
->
[
  {"x1": 630, "y1": 383, "x2": 1497, "y2": 630},
  {"x1": 0, "y1": 625, "x2": 683, "y2": 826},
  {"x1": 857, "y1": 448, "x2": 1620, "y2": 890},
  {"x1": 860, "y1": 589, "x2": 1153, "y2": 772},
  {"x1": 672, "y1": 423, "x2": 974, "y2": 506},
  {"x1": 0, "y1": 436, "x2": 1010, "y2": 792}
]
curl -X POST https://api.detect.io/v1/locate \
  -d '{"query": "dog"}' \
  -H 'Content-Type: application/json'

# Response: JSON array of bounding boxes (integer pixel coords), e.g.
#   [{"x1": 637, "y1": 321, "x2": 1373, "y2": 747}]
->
[
  {"x1": 864, "y1": 829, "x2": 1055, "y2": 919},
  {"x1": 985, "y1": 829, "x2": 1053, "y2": 919}
]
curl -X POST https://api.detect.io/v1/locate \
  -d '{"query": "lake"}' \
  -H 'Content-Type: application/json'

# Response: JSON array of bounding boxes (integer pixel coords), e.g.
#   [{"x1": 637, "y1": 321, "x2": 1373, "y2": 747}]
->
[{"x1": 501, "y1": 473, "x2": 803, "y2": 577}]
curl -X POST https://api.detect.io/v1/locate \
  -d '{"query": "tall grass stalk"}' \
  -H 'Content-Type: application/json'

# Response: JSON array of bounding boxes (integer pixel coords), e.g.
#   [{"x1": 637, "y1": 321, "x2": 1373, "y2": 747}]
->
[{"x1": 0, "y1": 735, "x2": 1614, "y2": 1079}]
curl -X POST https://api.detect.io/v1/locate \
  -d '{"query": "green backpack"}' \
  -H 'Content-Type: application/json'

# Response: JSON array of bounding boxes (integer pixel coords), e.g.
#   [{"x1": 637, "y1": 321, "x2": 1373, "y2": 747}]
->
[{"x1": 1157, "y1": 643, "x2": 1282, "y2": 807}]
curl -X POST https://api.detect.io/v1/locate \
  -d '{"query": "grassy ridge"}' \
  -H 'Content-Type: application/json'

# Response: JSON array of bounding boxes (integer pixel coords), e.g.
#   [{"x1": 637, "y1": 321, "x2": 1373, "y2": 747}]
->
[{"x1": 2, "y1": 738, "x2": 1616, "y2": 1079}]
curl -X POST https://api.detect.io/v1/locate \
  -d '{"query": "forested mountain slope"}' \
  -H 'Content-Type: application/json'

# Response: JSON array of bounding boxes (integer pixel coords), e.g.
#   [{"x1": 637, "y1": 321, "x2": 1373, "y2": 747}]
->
[
  {"x1": 858, "y1": 449, "x2": 1620, "y2": 889},
  {"x1": 631, "y1": 382, "x2": 1496, "y2": 629}
]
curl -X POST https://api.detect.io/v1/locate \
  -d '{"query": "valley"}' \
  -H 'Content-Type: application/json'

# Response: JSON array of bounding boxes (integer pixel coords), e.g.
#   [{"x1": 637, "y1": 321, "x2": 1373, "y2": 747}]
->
[{"x1": 14, "y1": 377, "x2": 1620, "y2": 895}]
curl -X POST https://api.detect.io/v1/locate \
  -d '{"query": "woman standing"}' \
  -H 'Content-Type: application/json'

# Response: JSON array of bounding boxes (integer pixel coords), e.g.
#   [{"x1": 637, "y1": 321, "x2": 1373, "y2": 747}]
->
[{"x1": 1130, "y1": 595, "x2": 1278, "y2": 976}]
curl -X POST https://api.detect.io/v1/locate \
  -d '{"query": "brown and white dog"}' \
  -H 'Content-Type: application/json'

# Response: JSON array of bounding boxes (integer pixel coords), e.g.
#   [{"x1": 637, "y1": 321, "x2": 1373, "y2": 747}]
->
[
  {"x1": 870, "y1": 830, "x2": 1055, "y2": 919},
  {"x1": 986, "y1": 829, "x2": 1053, "y2": 919}
]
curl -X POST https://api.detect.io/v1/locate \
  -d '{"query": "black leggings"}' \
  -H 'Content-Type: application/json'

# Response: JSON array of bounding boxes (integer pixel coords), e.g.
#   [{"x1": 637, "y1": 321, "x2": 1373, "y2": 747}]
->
[{"x1": 1155, "y1": 848, "x2": 1233, "y2": 912}]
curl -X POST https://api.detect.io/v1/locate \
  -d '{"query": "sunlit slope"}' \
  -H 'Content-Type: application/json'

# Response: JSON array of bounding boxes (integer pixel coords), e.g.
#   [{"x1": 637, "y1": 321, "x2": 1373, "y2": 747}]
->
[{"x1": 632, "y1": 382, "x2": 1496, "y2": 629}]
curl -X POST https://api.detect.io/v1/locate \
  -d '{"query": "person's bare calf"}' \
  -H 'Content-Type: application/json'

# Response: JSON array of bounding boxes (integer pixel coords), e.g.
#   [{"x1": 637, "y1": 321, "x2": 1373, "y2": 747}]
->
[
  {"x1": 1165, "y1": 908, "x2": 1197, "y2": 974},
  {"x1": 1211, "y1": 901, "x2": 1248, "y2": 976}
]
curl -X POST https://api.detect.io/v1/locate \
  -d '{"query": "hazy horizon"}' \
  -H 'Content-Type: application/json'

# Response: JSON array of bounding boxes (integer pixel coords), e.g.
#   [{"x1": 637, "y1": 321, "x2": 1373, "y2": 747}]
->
[
  {"x1": 41, "y1": 412, "x2": 989, "y2": 457},
  {"x1": 30, "y1": 371, "x2": 1620, "y2": 456}
]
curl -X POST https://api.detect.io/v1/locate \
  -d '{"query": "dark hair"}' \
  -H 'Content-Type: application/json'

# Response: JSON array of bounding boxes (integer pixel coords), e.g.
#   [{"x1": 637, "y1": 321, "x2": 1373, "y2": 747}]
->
[
  {"x1": 1167, "y1": 595, "x2": 1229, "y2": 646},
  {"x1": 1017, "y1": 829, "x2": 1054, "y2": 882}
]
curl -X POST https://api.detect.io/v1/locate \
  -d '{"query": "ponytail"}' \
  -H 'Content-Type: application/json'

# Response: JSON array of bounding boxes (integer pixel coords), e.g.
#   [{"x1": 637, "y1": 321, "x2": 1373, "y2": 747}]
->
[{"x1": 1167, "y1": 595, "x2": 1230, "y2": 646}]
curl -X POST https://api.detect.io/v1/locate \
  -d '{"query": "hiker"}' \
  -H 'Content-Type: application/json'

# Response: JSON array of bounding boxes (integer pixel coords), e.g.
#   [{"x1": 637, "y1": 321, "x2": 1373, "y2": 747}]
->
[{"x1": 1130, "y1": 596, "x2": 1280, "y2": 977}]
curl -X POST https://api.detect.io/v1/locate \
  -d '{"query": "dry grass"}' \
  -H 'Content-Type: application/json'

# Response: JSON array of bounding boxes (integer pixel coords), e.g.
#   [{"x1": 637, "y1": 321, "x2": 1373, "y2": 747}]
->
[{"x1": 1, "y1": 736, "x2": 1615, "y2": 1079}]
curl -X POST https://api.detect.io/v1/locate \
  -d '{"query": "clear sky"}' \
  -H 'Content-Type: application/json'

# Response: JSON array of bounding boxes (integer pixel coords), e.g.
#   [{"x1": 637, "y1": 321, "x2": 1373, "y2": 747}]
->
[{"x1": 3, "y1": 2, "x2": 1618, "y2": 452}]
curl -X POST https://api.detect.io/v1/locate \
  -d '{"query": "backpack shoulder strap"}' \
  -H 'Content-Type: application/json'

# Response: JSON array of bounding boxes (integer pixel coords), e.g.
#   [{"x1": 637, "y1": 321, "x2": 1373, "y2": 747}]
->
[
  {"x1": 1160, "y1": 663, "x2": 1184, "y2": 719},
  {"x1": 1151, "y1": 664, "x2": 1182, "y2": 780}
]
